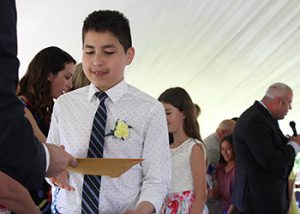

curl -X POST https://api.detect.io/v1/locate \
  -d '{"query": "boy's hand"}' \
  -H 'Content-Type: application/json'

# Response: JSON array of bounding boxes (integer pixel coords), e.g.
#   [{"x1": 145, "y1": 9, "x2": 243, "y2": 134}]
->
[
  {"x1": 50, "y1": 170, "x2": 75, "y2": 191},
  {"x1": 123, "y1": 201, "x2": 154, "y2": 214}
]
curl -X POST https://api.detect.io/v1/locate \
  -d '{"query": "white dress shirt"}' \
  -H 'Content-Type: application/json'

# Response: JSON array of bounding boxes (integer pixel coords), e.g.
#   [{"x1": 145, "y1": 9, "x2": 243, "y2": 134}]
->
[{"x1": 47, "y1": 80, "x2": 171, "y2": 214}]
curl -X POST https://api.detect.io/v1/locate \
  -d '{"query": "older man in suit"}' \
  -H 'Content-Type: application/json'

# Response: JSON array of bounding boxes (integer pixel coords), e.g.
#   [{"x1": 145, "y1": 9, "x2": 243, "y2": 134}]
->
[
  {"x1": 0, "y1": 1, "x2": 77, "y2": 211},
  {"x1": 232, "y1": 82, "x2": 300, "y2": 214}
]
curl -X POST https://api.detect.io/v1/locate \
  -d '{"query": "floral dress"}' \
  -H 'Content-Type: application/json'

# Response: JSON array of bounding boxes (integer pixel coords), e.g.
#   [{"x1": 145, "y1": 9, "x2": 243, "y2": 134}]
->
[
  {"x1": 0, "y1": 205, "x2": 10, "y2": 214},
  {"x1": 160, "y1": 190, "x2": 195, "y2": 213},
  {"x1": 160, "y1": 138, "x2": 208, "y2": 214}
]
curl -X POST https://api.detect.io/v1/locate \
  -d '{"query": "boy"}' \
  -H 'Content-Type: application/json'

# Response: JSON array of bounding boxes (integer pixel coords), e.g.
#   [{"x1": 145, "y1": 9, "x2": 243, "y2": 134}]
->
[{"x1": 47, "y1": 10, "x2": 171, "y2": 213}]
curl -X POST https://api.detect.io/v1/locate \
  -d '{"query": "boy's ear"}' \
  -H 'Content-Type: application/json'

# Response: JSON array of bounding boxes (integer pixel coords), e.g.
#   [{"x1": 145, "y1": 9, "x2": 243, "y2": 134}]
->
[{"x1": 126, "y1": 47, "x2": 135, "y2": 65}]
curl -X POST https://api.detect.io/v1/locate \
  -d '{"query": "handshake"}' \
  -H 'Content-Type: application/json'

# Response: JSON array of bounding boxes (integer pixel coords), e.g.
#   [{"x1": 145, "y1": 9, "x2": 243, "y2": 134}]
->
[{"x1": 45, "y1": 144, "x2": 78, "y2": 177}]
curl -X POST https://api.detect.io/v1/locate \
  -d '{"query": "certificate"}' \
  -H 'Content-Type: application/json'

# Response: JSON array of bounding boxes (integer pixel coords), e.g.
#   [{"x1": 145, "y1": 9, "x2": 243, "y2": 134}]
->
[{"x1": 68, "y1": 158, "x2": 143, "y2": 178}]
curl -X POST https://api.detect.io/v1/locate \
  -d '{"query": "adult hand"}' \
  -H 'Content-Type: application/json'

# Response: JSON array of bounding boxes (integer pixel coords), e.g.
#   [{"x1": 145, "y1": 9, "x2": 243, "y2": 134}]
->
[
  {"x1": 45, "y1": 144, "x2": 77, "y2": 177},
  {"x1": 50, "y1": 170, "x2": 75, "y2": 191},
  {"x1": 0, "y1": 171, "x2": 38, "y2": 214},
  {"x1": 289, "y1": 135, "x2": 300, "y2": 144}
]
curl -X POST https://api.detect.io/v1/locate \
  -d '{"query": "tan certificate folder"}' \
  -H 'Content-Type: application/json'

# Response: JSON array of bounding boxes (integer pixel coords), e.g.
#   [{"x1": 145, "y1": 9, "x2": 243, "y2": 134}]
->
[{"x1": 68, "y1": 158, "x2": 143, "y2": 178}]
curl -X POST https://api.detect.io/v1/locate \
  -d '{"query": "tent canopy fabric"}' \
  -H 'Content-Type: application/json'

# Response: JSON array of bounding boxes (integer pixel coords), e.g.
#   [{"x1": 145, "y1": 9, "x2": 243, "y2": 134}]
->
[{"x1": 16, "y1": 0, "x2": 300, "y2": 137}]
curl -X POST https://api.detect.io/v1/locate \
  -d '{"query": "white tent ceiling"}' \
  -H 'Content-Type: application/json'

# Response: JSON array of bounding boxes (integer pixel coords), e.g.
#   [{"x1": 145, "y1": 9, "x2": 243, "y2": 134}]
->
[{"x1": 16, "y1": 0, "x2": 300, "y2": 137}]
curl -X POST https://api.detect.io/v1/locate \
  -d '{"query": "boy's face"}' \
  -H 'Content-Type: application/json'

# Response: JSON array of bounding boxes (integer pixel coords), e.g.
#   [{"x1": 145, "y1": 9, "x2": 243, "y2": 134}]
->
[{"x1": 82, "y1": 30, "x2": 134, "y2": 91}]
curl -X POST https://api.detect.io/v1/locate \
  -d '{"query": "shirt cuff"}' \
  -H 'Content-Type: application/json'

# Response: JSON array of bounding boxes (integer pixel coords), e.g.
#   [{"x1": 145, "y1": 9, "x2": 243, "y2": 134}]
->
[
  {"x1": 42, "y1": 143, "x2": 50, "y2": 172},
  {"x1": 287, "y1": 141, "x2": 300, "y2": 153}
]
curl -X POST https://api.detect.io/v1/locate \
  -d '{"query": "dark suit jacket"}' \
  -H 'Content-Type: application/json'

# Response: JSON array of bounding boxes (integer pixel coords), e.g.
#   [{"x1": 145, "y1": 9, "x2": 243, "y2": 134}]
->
[
  {"x1": 232, "y1": 101, "x2": 295, "y2": 214},
  {"x1": 0, "y1": 0, "x2": 46, "y2": 191}
]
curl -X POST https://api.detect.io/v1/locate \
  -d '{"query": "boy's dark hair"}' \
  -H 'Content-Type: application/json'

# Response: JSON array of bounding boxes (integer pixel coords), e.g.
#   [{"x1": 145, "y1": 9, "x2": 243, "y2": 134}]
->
[{"x1": 82, "y1": 10, "x2": 132, "y2": 52}]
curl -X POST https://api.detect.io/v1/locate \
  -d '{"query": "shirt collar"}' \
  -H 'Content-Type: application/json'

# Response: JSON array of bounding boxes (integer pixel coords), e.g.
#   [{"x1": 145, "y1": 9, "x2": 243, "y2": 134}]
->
[
  {"x1": 258, "y1": 100, "x2": 268, "y2": 110},
  {"x1": 87, "y1": 80, "x2": 128, "y2": 103},
  {"x1": 258, "y1": 100, "x2": 275, "y2": 118}
]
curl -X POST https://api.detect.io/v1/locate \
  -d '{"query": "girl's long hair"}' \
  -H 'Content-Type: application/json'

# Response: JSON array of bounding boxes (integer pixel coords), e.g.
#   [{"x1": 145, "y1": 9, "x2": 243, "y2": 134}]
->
[
  {"x1": 219, "y1": 134, "x2": 234, "y2": 164},
  {"x1": 158, "y1": 87, "x2": 202, "y2": 142}
]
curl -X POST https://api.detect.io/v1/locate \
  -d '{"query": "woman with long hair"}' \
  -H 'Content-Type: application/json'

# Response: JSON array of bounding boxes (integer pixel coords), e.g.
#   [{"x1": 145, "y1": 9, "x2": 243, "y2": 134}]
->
[
  {"x1": 18, "y1": 46, "x2": 76, "y2": 136},
  {"x1": 209, "y1": 135, "x2": 240, "y2": 214},
  {"x1": 17, "y1": 46, "x2": 76, "y2": 213}
]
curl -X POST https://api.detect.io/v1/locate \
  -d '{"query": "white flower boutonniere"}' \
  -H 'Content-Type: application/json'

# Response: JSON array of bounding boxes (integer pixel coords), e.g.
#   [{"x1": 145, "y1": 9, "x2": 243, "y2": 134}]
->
[{"x1": 106, "y1": 119, "x2": 132, "y2": 140}]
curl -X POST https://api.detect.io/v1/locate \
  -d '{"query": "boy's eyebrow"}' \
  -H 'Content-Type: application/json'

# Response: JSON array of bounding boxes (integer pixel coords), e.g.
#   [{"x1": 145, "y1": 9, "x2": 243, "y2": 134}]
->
[
  {"x1": 102, "y1": 44, "x2": 117, "y2": 49},
  {"x1": 83, "y1": 44, "x2": 94, "y2": 49},
  {"x1": 83, "y1": 44, "x2": 116, "y2": 49}
]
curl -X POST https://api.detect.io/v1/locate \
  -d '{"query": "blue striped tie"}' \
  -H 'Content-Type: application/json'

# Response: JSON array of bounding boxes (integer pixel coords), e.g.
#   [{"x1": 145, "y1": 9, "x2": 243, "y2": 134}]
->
[{"x1": 82, "y1": 92, "x2": 108, "y2": 214}]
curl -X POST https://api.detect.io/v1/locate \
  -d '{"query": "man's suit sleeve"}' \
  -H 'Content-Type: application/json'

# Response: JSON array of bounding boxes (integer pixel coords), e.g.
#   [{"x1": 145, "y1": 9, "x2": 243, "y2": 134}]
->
[
  {"x1": 244, "y1": 115, "x2": 295, "y2": 178},
  {"x1": 0, "y1": 0, "x2": 46, "y2": 191}
]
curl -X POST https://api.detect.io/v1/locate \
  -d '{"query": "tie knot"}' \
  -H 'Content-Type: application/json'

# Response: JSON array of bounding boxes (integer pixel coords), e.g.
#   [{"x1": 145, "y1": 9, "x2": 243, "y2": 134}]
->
[{"x1": 95, "y1": 92, "x2": 108, "y2": 102}]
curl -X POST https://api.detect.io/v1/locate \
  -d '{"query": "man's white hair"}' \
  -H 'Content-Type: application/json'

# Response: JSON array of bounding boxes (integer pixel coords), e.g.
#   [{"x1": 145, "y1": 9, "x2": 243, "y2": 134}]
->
[{"x1": 264, "y1": 82, "x2": 292, "y2": 99}]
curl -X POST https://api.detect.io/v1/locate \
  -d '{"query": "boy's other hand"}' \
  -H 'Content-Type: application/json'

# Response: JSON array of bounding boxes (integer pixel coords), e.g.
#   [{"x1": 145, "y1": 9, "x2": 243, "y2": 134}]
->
[{"x1": 50, "y1": 170, "x2": 75, "y2": 191}]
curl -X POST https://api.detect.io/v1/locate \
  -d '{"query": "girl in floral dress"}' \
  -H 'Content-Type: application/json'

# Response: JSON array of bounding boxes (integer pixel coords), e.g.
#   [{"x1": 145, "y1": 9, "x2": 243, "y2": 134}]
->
[{"x1": 158, "y1": 87, "x2": 208, "y2": 214}]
